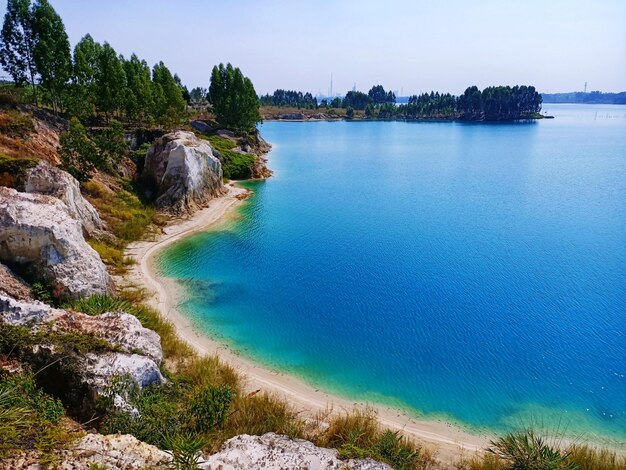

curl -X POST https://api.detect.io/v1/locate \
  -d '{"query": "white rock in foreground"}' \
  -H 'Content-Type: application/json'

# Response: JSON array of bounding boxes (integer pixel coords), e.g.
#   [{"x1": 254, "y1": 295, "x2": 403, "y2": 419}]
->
[
  {"x1": 83, "y1": 352, "x2": 165, "y2": 392},
  {"x1": 64, "y1": 433, "x2": 171, "y2": 469},
  {"x1": 200, "y1": 432, "x2": 392, "y2": 470},
  {"x1": 143, "y1": 130, "x2": 225, "y2": 214},
  {"x1": 0, "y1": 187, "x2": 110, "y2": 298},
  {"x1": 23, "y1": 161, "x2": 103, "y2": 236}
]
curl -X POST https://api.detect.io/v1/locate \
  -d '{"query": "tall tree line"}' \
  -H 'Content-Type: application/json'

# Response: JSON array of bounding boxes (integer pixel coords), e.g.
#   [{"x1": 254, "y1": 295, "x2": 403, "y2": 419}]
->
[{"x1": 0, "y1": 0, "x2": 187, "y2": 124}]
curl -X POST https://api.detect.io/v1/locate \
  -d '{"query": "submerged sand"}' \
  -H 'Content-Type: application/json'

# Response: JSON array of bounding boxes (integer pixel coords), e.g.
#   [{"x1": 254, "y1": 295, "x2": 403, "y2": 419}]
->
[{"x1": 122, "y1": 182, "x2": 490, "y2": 463}]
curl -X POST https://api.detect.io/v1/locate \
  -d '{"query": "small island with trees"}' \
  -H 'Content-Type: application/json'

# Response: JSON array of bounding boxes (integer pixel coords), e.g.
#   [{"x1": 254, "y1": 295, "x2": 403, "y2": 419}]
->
[{"x1": 261, "y1": 84, "x2": 546, "y2": 122}]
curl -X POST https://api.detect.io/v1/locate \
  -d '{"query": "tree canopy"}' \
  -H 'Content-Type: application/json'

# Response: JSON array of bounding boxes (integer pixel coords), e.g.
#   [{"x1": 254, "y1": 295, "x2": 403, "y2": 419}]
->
[
  {"x1": 260, "y1": 89, "x2": 317, "y2": 109},
  {"x1": 209, "y1": 63, "x2": 261, "y2": 132}
]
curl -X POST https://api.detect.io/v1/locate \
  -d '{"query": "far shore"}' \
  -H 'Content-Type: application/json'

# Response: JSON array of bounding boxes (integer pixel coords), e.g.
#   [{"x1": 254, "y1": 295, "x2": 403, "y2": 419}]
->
[{"x1": 120, "y1": 182, "x2": 491, "y2": 464}]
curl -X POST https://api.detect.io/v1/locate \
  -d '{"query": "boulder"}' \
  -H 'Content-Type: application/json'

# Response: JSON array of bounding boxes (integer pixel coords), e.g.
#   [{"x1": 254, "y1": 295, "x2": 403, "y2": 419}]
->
[
  {"x1": 279, "y1": 113, "x2": 305, "y2": 120},
  {"x1": 0, "y1": 187, "x2": 110, "y2": 298},
  {"x1": 82, "y1": 352, "x2": 165, "y2": 392},
  {"x1": 0, "y1": 294, "x2": 163, "y2": 364},
  {"x1": 200, "y1": 433, "x2": 392, "y2": 470},
  {"x1": 22, "y1": 161, "x2": 103, "y2": 236},
  {"x1": 59, "y1": 433, "x2": 171, "y2": 469},
  {"x1": 191, "y1": 120, "x2": 213, "y2": 134},
  {"x1": 143, "y1": 131, "x2": 225, "y2": 214},
  {"x1": 217, "y1": 129, "x2": 236, "y2": 138}
]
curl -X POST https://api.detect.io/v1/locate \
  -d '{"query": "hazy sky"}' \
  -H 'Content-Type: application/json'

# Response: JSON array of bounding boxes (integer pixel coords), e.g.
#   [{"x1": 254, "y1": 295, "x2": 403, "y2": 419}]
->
[{"x1": 2, "y1": 0, "x2": 625, "y2": 95}]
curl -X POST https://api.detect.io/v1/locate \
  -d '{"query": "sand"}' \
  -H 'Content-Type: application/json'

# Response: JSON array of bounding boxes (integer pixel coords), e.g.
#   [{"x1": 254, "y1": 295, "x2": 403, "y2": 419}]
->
[{"x1": 122, "y1": 182, "x2": 491, "y2": 464}]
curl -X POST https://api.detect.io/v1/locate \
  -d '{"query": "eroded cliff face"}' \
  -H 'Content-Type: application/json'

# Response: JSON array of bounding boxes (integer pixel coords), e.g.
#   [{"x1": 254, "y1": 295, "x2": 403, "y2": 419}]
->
[
  {"x1": 0, "y1": 187, "x2": 110, "y2": 298},
  {"x1": 22, "y1": 160, "x2": 104, "y2": 236},
  {"x1": 142, "y1": 131, "x2": 225, "y2": 214}
]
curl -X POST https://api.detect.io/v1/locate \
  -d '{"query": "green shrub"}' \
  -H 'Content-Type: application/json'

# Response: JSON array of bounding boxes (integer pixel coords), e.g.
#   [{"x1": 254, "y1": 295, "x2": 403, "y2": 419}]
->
[
  {"x1": 488, "y1": 431, "x2": 577, "y2": 470},
  {"x1": 165, "y1": 432, "x2": 206, "y2": 470},
  {"x1": 202, "y1": 134, "x2": 255, "y2": 179},
  {"x1": 0, "y1": 371, "x2": 73, "y2": 459},
  {"x1": 69, "y1": 294, "x2": 132, "y2": 316},
  {"x1": 189, "y1": 385, "x2": 232, "y2": 432}
]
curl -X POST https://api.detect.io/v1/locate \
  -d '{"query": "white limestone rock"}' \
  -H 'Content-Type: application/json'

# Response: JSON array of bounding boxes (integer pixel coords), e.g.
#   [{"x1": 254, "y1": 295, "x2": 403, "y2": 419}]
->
[
  {"x1": 0, "y1": 295, "x2": 163, "y2": 364},
  {"x1": 63, "y1": 433, "x2": 171, "y2": 469},
  {"x1": 0, "y1": 187, "x2": 110, "y2": 298},
  {"x1": 82, "y1": 352, "x2": 165, "y2": 392},
  {"x1": 143, "y1": 130, "x2": 225, "y2": 214},
  {"x1": 23, "y1": 161, "x2": 103, "y2": 236},
  {"x1": 200, "y1": 432, "x2": 392, "y2": 470}
]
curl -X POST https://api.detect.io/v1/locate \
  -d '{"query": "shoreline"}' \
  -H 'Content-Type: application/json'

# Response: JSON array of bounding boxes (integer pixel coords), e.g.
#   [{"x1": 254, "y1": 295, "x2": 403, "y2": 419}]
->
[{"x1": 121, "y1": 182, "x2": 490, "y2": 463}]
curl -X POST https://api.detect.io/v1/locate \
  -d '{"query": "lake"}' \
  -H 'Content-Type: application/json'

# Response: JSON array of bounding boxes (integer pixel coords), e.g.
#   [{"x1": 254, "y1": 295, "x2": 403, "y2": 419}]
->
[{"x1": 158, "y1": 104, "x2": 626, "y2": 444}]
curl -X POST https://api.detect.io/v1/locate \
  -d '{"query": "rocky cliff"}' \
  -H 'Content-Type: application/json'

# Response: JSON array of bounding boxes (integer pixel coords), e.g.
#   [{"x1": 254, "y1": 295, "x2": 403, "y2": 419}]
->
[
  {"x1": 0, "y1": 187, "x2": 110, "y2": 298},
  {"x1": 142, "y1": 130, "x2": 225, "y2": 214},
  {"x1": 22, "y1": 160, "x2": 104, "y2": 236}
]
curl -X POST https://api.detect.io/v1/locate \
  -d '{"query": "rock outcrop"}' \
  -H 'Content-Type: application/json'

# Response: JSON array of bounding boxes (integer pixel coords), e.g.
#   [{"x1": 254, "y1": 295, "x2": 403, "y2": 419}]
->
[
  {"x1": 22, "y1": 161, "x2": 104, "y2": 236},
  {"x1": 0, "y1": 294, "x2": 165, "y2": 399},
  {"x1": 143, "y1": 131, "x2": 225, "y2": 214},
  {"x1": 0, "y1": 187, "x2": 110, "y2": 298},
  {"x1": 0, "y1": 262, "x2": 32, "y2": 301},
  {"x1": 191, "y1": 119, "x2": 213, "y2": 134},
  {"x1": 200, "y1": 433, "x2": 392, "y2": 470}
]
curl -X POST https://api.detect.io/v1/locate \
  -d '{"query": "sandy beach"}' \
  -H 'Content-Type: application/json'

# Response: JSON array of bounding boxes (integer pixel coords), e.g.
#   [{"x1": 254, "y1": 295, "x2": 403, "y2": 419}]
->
[{"x1": 122, "y1": 182, "x2": 491, "y2": 463}]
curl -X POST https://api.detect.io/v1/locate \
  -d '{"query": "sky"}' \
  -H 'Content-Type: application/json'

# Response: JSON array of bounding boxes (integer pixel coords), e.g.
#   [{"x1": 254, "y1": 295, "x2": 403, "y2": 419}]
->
[{"x1": 1, "y1": 0, "x2": 625, "y2": 96}]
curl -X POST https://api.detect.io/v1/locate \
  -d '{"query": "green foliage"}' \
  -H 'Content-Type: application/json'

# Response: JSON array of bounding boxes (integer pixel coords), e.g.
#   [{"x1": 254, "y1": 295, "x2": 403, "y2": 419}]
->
[
  {"x1": 189, "y1": 385, "x2": 232, "y2": 432},
  {"x1": 0, "y1": 371, "x2": 72, "y2": 459},
  {"x1": 368, "y1": 85, "x2": 395, "y2": 105},
  {"x1": 0, "y1": 321, "x2": 118, "y2": 356},
  {"x1": 94, "y1": 119, "x2": 128, "y2": 170},
  {"x1": 343, "y1": 90, "x2": 371, "y2": 110},
  {"x1": 345, "y1": 106, "x2": 354, "y2": 118},
  {"x1": 165, "y1": 432, "x2": 206, "y2": 470},
  {"x1": 260, "y1": 89, "x2": 317, "y2": 109},
  {"x1": 152, "y1": 61, "x2": 186, "y2": 126},
  {"x1": 30, "y1": 281, "x2": 54, "y2": 304},
  {"x1": 488, "y1": 431, "x2": 577, "y2": 470},
  {"x1": 60, "y1": 116, "x2": 100, "y2": 181},
  {"x1": 69, "y1": 294, "x2": 132, "y2": 316},
  {"x1": 0, "y1": 0, "x2": 38, "y2": 103},
  {"x1": 318, "y1": 408, "x2": 432, "y2": 470},
  {"x1": 0, "y1": 153, "x2": 37, "y2": 180},
  {"x1": 31, "y1": 0, "x2": 71, "y2": 112},
  {"x1": 209, "y1": 63, "x2": 261, "y2": 132},
  {"x1": 0, "y1": 108, "x2": 35, "y2": 136},
  {"x1": 204, "y1": 134, "x2": 255, "y2": 180}
]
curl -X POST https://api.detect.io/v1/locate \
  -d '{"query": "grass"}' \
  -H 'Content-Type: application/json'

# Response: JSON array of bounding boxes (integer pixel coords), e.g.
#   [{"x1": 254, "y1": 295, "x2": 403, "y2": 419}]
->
[
  {"x1": 0, "y1": 109, "x2": 35, "y2": 138},
  {"x1": 314, "y1": 407, "x2": 434, "y2": 469},
  {"x1": 81, "y1": 179, "x2": 161, "y2": 273},
  {"x1": 0, "y1": 152, "x2": 39, "y2": 187},
  {"x1": 201, "y1": 134, "x2": 256, "y2": 180},
  {"x1": 455, "y1": 431, "x2": 626, "y2": 470},
  {"x1": 0, "y1": 370, "x2": 75, "y2": 463}
]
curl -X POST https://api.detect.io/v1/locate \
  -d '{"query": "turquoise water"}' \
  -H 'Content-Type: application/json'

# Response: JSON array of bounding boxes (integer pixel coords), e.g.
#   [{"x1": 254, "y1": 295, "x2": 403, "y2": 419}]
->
[{"x1": 159, "y1": 104, "x2": 626, "y2": 444}]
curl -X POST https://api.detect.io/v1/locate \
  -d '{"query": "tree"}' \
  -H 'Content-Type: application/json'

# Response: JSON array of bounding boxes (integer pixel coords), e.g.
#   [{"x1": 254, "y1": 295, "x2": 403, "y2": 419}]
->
[
  {"x1": 95, "y1": 42, "x2": 126, "y2": 119},
  {"x1": 59, "y1": 117, "x2": 100, "y2": 181},
  {"x1": 209, "y1": 63, "x2": 261, "y2": 132},
  {"x1": 343, "y1": 91, "x2": 371, "y2": 110},
  {"x1": 368, "y1": 85, "x2": 395, "y2": 105},
  {"x1": 152, "y1": 61, "x2": 186, "y2": 125},
  {"x1": 66, "y1": 34, "x2": 101, "y2": 119},
  {"x1": 122, "y1": 53, "x2": 154, "y2": 122},
  {"x1": 345, "y1": 106, "x2": 354, "y2": 118},
  {"x1": 31, "y1": 0, "x2": 71, "y2": 112},
  {"x1": 0, "y1": 0, "x2": 38, "y2": 104}
]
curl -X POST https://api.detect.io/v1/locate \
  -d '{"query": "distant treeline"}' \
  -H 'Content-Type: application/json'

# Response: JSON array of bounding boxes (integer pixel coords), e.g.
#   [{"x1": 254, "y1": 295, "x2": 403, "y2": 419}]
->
[
  {"x1": 542, "y1": 91, "x2": 626, "y2": 105},
  {"x1": 262, "y1": 84, "x2": 543, "y2": 121},
  {"x1": 260, "y1": 89, "x2": 318, "y2": 109}
]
